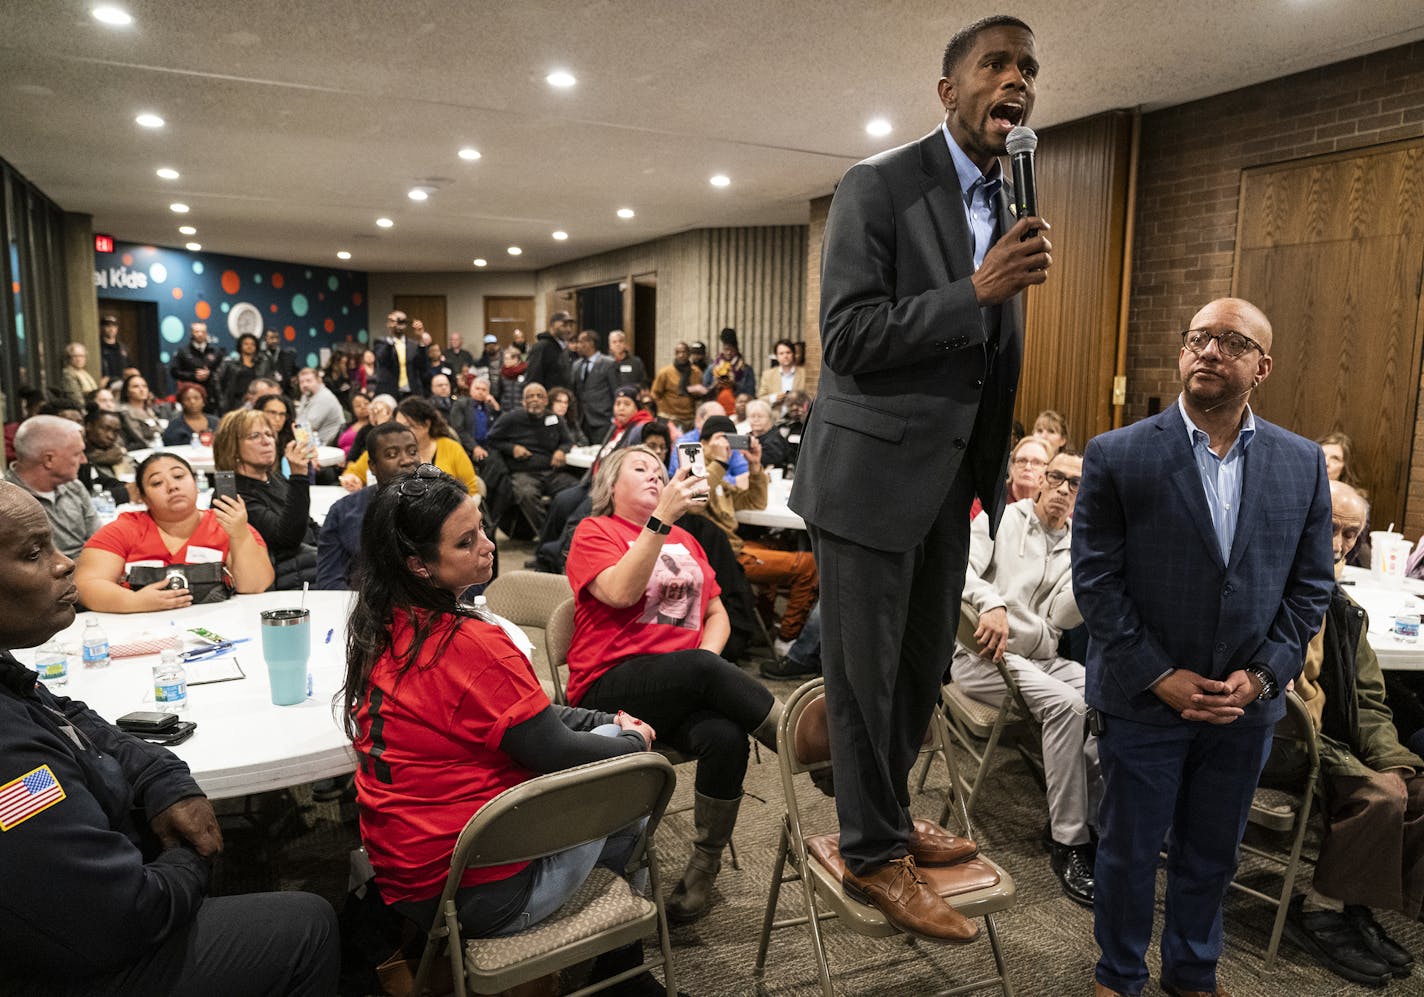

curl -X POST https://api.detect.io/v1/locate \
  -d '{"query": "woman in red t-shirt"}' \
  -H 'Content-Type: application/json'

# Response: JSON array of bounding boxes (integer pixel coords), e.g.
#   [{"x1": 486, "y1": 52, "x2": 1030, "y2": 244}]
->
[
  {"x1": 340, "y1": 464, "x2": 665, "y2": 973},
  {"x1": 565, "y1": 445, "x2": 782, "y2": 923},
  {"x1": 75, "y1": 453, "x2": 273, "y2": 612}
]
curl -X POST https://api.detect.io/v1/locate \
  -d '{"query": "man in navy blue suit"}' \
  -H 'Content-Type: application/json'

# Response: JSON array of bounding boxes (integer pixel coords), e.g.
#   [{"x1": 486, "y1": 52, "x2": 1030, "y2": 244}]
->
[{"x1": 1072, "y1": 297, "x2": 1334, "y2": 997}]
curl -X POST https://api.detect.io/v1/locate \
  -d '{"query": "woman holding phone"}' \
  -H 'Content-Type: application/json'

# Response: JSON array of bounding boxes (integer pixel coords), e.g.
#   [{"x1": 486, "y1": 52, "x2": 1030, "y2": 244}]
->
[
  {"x1": 340, "y1": 396, "x2": 478, "y2": 496},
  {"x1": 75, "y1": 452, "x2": 273, "y2": 612},
  {"x1": 342, "y1": 466, "x2": 670, "y2": 988},
  {"x1": 564, "y1": 445, "x2": 782, "y2": 922}
]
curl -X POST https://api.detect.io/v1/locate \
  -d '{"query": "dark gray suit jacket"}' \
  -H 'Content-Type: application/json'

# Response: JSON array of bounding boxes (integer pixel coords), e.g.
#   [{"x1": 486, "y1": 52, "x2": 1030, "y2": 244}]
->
[
  {"x1": 575, "y1": 353, "x2": 619, "y2": 442},
  {"x1": 791, "y1": 130, "x2": 1023, "y2": 552}
]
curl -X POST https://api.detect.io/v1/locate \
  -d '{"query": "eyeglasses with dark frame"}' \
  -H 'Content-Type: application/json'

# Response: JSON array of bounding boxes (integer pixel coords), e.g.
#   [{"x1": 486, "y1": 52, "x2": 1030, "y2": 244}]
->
[
  {"x1": 1181, "y1": 328, "x2": 1263, "y2": 360},
  {"x1": 396, "y1": 463, "x2": 445, "y2": 498},
  {"x1": 1044, "y1": 469, "x2": 1081, "y2": 492}
]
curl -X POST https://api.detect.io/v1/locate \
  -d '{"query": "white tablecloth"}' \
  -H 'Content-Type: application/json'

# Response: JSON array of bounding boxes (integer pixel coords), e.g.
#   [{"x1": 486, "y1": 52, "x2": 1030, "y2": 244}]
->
[
  {"x1": 735, "y1": 477, "x2": 806, "y2": 530},
  {"x1": 1340, "y1": 566, "x2": 1424, "y2": 671},
  {"x1": 566, "y1": 445, "x2": 600, "y2": 469},
  {"x1": 110, "y1": 485, "x2": 350, "y2": 528},
  {"x1": 127, "y1": 443, "x2": 348, "y2": 474}
]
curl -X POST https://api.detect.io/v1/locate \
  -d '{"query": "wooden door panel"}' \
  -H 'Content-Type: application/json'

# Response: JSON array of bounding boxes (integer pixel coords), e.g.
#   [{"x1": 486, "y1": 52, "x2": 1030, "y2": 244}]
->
[
  {"x1": 392, "y1": 295, "x2": 447, "y2": 349},
  {"x1": 484, "y1": 296, "x2": 534, "y2": 348}
]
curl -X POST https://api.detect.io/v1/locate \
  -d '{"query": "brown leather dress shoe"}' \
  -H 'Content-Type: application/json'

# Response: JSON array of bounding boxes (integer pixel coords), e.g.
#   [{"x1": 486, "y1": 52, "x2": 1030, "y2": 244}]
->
[
  {"x1": 908, "y1": 820, "x2": 978, "y2": 866},
  {"x1": 1093, "y1": 982, "x2": 1127, "y2": 997},
  {"x1": 841, "y1": 855, "x2": 979, "y2": 943},
  {"x1": 1160, "y1": 983, "x2": 1232, "y2": 997}
]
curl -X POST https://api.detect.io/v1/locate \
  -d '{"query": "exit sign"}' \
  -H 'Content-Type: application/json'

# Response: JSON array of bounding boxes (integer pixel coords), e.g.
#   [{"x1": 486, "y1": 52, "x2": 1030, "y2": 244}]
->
[{"x1": 94, "y1": 233, "x2": 115, "y2": 254}]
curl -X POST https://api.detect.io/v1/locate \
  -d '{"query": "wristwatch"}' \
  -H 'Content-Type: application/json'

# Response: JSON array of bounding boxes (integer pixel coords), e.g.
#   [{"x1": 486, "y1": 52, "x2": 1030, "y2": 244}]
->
[
  {"x1": 1245, "y1": 666, "x2": 1278, "y2": 701},
  {"x1": 644, "y1": 515, "x2": 672, "y2": 535}
]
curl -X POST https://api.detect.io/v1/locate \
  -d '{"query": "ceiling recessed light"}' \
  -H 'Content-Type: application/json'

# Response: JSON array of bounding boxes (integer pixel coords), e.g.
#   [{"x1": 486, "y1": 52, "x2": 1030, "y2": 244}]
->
[
  {"x1": 135, "y1": 113, "x2": 165, "y2": 129},
  {"x1": 546, "y1": 70, "x2": 577, "y2": 88},
  {"x1": 178, "y1": 225, "x2": 196, "y2": 236},
  {"x1": 865, "y1": 118, "x2": 893, "y2": 137},
  {"x1": 616, "y1": 207, "x2": 635, "y2": 219},
  {"x1": 376, "y1": 217, "x2": 394, "y2": 228},
  {"x1": 184, "y1": 242, "x2": 201, "y2": 252},
  {"x1": 169, "y1": 202, "x2": 189, "y2": 213},
  {"x1": 458, "y1": 147, "x2": 481, "y2": 161},
  {"x1": 473, "y1": 258, "x2": 488, "y2": 267},
  {"x1": 408, "y1": 187, "x2": 429, "y2": 202},
  {"x1": 336, "y1": 251, "x2": 352, "y2": 261},
  {"x1": 709, "y1": 174, "x2": 731, "y2": 187},
  {"x1": 91, "y1": 5, "x2": 133, "y2": 26},
  {"x1": 552, "y1": 230, "x2": 568, "y2": 241},
  {"x1": 156, "y1": 167, "x2": 180, "y2": 180},
  {"x1": 507, "y1": 246, "x2": 523, "y2": 256}
]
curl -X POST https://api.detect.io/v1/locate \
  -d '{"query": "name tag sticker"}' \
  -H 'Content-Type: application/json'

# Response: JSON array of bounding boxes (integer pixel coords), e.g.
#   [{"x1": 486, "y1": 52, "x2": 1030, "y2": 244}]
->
[
  {"x1": 187, "y1": 546, "x2": 224, "y2": 564},
  {"x1": 620, "y1": 364, "x2": 633, "y2": 373},
  {"x1": 788, "y1": 434, "x2": 802, "y2": 445},
  {"x1": 544, "y1": 414, "x2": 559, "y2": 427}
]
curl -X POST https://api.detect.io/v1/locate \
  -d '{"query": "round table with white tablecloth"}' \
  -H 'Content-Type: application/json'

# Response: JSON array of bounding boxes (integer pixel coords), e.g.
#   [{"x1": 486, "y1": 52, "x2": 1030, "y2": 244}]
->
[
  {"x1": 734, "y1": 474, "x2": 806, "y2": 530},
  {"x1": 126, "y1": 443, "x2": 349, "y2": 475},
  {"x1": 1340, "y1": 565, "x2": 1424, "y2": 671},
  {"x1": 110, "y1": 484, "x2": 350, "y2": 528}
]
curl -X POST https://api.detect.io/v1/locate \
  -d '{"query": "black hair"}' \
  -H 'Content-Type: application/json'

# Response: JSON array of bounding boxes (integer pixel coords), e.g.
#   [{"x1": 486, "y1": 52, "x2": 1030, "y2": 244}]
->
[
  {"x1": 120, "y1": 373, "x2": 149, "y2": 407},
  {"x1": 640, "y1": 419, "x2": 672, "y2": 452},
  {"x1": 83, "y1": 403, "x2": 117, "y2": 427},
  {"x1": 236, "y1": 332, "x2": 259, "y2": 351},
  {"x1": 773, "y1": 338, "x2": 796, "y2": 361},
  {"x1": 35, "y1": 399, "x2": 81, "y2": 419},
  {"x1": 395, "y1": 395, "x2": 458, "y2": 442},
  {"x1": 135, "y1": 451, "x2": 195, "y2": 500},
  {"x1": 365, "y1": 419, "x2": 415, "y2": 459},
  {"x1": 340, "y1": 467, "x2": 472, "y2": 739},
  {"x1": 253, "y1": 392, "x2": 295, "y2": 453},
  {"x1": 941, "y1": 15, "x2": 1033, "y2": 77}
]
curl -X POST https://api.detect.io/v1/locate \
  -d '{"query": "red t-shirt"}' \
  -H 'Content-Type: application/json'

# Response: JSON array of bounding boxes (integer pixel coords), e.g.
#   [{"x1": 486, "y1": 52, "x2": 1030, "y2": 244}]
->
[
  {"x1": 353, "y1": 608, "x2": 550, "y2": 904},
  {"x1": 84, "y1": 509, "x2": 265, "y2": 579},
  {"x1": 564, "y1": 514, "x2": 721, "y2": 706}
]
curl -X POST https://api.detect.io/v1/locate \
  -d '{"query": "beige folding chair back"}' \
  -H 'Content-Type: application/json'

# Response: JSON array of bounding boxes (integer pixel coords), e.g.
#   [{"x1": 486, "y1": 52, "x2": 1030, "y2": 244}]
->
[
  {"x1": 483, "y1": 570, "x2": 574, "y2": 704},
  {"x1": 754, "y1": 678, "x2": 1017, "y2": 996},
  {"x1": 411, "y1": 752, "x2": 679, "y2": 997}
]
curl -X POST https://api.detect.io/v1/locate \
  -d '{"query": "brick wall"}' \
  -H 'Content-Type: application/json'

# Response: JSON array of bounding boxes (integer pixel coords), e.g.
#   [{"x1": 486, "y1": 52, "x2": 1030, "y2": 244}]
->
[{"x1": 1125, "y1": 40, "x2": 1424, "y2": 421}]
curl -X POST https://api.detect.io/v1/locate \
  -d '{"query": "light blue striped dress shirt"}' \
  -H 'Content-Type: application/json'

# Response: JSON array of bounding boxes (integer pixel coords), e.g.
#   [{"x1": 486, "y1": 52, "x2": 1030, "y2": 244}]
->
[
  {"x1": 1178, "y1": 395, "x2": 1256, "y2": 564},
  {"x1": 941, "y1": 123, "x2": 1003, "y2": 269}
]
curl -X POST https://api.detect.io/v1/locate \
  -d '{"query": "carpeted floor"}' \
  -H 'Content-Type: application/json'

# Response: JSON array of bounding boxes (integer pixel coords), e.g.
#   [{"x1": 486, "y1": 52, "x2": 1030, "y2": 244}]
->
[{"x1": 216, "y1": 540, "x2": 1424, "y2": 997}]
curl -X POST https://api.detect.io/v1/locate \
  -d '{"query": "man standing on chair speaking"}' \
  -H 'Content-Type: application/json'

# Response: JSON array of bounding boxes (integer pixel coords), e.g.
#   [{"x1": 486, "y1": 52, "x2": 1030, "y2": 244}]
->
[{"x1": 790, "y1": 14, "x2": 1051, "y2": 942}]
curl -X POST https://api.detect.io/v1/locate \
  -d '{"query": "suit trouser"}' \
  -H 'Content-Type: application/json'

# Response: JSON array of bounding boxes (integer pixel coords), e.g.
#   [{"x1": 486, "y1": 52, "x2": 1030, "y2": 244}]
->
[
  {"x1": 808, "y1": 462, "x2": 975, "y2": 874},
  {"x1": 1093, "y1": 713, "x2": 1272, "y2": 996},
  {"x1": 953, "y1": 648, "x2": 1100, "y2": 846}
]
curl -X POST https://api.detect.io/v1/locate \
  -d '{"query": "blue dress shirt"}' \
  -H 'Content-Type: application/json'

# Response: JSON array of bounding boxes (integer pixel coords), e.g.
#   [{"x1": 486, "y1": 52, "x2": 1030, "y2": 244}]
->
[{"x1": 1178, "y1": 395, "x2": 1256, "y2": 564}]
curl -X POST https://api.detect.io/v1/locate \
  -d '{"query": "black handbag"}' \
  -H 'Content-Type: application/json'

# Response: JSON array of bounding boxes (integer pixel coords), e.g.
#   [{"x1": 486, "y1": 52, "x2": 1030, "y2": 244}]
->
[{"x1": 125, "y1": 562, "x2": 235, "y2": 604}]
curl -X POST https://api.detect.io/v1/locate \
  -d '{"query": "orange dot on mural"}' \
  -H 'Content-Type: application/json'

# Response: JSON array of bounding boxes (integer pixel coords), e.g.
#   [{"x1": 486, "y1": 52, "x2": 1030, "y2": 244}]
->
[
  {"x1": 9, "y1": 282, "x2": 17, "y2": 295},
  {"x1": 271, "y1": 273, "x2": 284, "y2": 289},
  {"x1": 122, "y1": 253, "x2": 133, "y2": 266},
  {"x1": 317, "y1": 293, "x2": 324, "y2": 301},
  {"x1": 270, "y1": 304, "x2": 278, "y2": 313},
  {"x1": 283, "y1": 325, "x2": 297, "y2": 342},
  {"x1": 221, "y1": 270, "x2": 240, "y2": 295},
  {"x1": 194, "y1": 300, "x2": 211, "y2": 320},
  {"x1": 323, "y1": 318, "x2": 335, "y2": 333},
  {"x1": 352, "y1": 292, "x2": 363, "y2": 307},
  {"x1": 172, "y1": 288, "x2": 183, "y2": 300}
]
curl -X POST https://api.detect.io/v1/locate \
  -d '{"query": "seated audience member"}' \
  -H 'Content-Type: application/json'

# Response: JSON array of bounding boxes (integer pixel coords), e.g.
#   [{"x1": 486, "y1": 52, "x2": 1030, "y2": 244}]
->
[
  {"x1": 337, "y1": 389, "x2": 373, "y2": 456},
  {"x1": 426, "y1": 371, "x2": 454, "y2": 414},
  {"x1": 496, "y1": 344, "x2": 529, "y2": 413},
  {"x1": 160, "y1": 384, "x2": 218, "y2": 446},
  {"x1": 341, "y1": 396, "x2": 478, "y2": 496},
  {"x1": 549, "y1": 386, "x2": 588, "y2": 447},
  {"x1": 440, "y1": 331, "x2": 475, "y2": 385},
  {"x1": 294, "y1": 367, "x2": 344, "y2": 445},
  {"x1": 953, "y1": 449, "x2": 1098, "y2": 907},
  {"x1": 565, "y1": 446, "x2": 782, "y2": 921},
  {"x1": 76, "y1": 453, "x2": 273, "y2": 611},
  {"x1": 470, "y1": 333, "x2": 503, "y2": 381},
  {"x1": 1032, "y1": 408, "x2": 1069, "y2": 453},
  {"x1": 242, "y1": 375, "x2": 281, "y2": 412},
  {"x1": 353, "y1": 348, "x2": 377, "y2": 392},
  {"x1": 607, "y1": 330, "x2": 647, "y2": 388},
  {"x1": 116, "y1": 373, "x2": 161, "y2": 449},
  {"x1": 592, "y1": 385, "x2": 654, "y2": 471},
  {"x1": 254, "y1": 391, "x2": 296, "y2": 459},
  {"x1": 86, "y1": 386, "x2": 118, "y2": 412},
  {"x1": 342, "y1": 466, "x2": 671, "y2": 993},
  {"x1": 218, "y1": 332, "x2": 262, "y2": 411},
  {"x1": 772, "y1": 391, "x2": 809, "y2": 470},
  {"x1": 322, "y1": 350, "x2": 355, "y2": 412},
  {"x1": 59, "y1": 342, "x2": 99, "y2": 407},
  {"x1": 746, "y1": 399, "x2": 788, "y2": 468},
  {"x1": 671, "y1": 401, "x2": 749, "y2": 486},
  {"x1": 626, "y1": 418, "x2": 672, "y2": 463},
  {"x1": 346, "y1": 393, "x2": 396, "y2": 464},
  {"x1": 4, "y1": 416, "x2": 98, "y2": 559},
  {"x1": 80, "y1": 406, "x2": 134, "y2": 505},
  {"x1": 1319, "y1": 431, "x2": 1372, "y2": 569},
  {"x1": 1006, "y1": 434, "x2": 1051, "y2": 503},
  {"x1": 487, "y1": 382, "x2": 577, "y2": 533},
  {"x1": 316, "y1": 422, "x2": 417, "y2": 590},
  {"x1": 760, "y1": 602, "x2": 824, "y2": 681},
  {"x1": 450, "y1": 376, "x2": 500, "y2": 460},
  {"x1": 0, "y1": 482, "x2": 340, "y2": 995},
  {"x1": 214, "y1": 409, "x2": 319, "y2": 591},
  {"x1": 37, "y1": 398, "x2": 84, "y2": 425},
  {"x1": 756, "y1": 339, "x2": 806, "y2": 408},
  {"x1": 732, "y1": 392, "x2": 752, "y2": 433},
  {"x1": 692, "y1": 415, "x2": 817, "y2": 655},
  {"x1": 650, "y1": 341, "x2": 703, "y2": 428},
  {"x1": 1264, "y1": 480, "x2": 1418, "y2": 986}
]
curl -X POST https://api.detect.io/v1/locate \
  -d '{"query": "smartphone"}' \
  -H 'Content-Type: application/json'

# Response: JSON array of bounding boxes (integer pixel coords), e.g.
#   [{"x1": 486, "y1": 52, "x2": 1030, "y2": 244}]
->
[
  {"x1": 292, "y1": 421, "x2": 314, "y2": 451},
  {"x1": 679, "y1": 442, "x2": 706, "y2": 478},
  {"x1": 117, "y1": 710, "x2": 179, "y2": 734},
  {"x1": 212, "y1": 470, "x2": 237, "y2": 505},
  {"x1": 141, "y1": 721, "x2": 197, "y2": 745},
  {"x1": 723, "y1": 433, "x2": 750, "y2": 451}
]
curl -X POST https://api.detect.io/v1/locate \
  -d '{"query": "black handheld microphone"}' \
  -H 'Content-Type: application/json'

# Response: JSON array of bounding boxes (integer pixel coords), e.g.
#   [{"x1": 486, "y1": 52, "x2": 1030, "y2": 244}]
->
[{"x1": 1006, "y1": 125, "x2": 1038, "y2": 239}]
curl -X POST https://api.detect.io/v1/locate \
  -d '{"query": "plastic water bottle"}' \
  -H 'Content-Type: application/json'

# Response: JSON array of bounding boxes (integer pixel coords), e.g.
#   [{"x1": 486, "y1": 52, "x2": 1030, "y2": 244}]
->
[
  {"x1": 190, "y1": 431, "x2": 200, "y2": 448},
  {"x1": 90, "y1": 484, "x2": 116, "y2": 520},
  {"x1": 81, "y1": 619, "x2": 111, "y2": 669},
  {"x1": 196, "y1": 471, "x2": 210, "y2": 494},
  {"x1": 153, "y1": 649, "x2": 188, "y2": 712},
  {"x1": 1394, "y1": 598, "x2": 1421, "y2": 642},
  {"x1": 34, "y1": 640, "x2": 68, "y2": 688}
]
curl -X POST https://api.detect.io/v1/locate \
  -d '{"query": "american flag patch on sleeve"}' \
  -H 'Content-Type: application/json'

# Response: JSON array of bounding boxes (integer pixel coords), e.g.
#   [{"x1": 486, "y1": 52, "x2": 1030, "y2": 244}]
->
[{"x1": 0, "y1": 765, "x2": 66, "y2": 831}]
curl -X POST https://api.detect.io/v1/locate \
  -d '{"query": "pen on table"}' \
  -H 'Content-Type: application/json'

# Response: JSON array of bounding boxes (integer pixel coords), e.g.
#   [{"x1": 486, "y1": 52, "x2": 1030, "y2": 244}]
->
[
  {"x1": 324, "y1": 628, "x2": 334, "y2": 644},
  {"x1": 180, "y1": 638, "x2": 250, "y2": 660},
  {"x1": 180, "y1": 646, "x2": 236, "y2": 663}
]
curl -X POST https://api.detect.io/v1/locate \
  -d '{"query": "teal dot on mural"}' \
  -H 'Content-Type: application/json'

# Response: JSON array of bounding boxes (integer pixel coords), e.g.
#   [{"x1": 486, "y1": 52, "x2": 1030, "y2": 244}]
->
[
  {"x1": 309, "y1": 327, "x2": 317, "y2": 337},
  {"x1": 291, "y1": 293, "x2": 309, "y2": 317},
  {"x1": 357, "y1": 329, "x2": 368, "y2": 343},
  {"x1": 13, "y1": 315, "x2": 22, "y2": 341},
  {"x1": 253, "y1": 274, "x2": 262, "y2": 284},
  {"x1": 149, "y1": 263, "x2": 168, "y2": 284},
  {"x1": 160, "y1": 315, "x2": 186, "y2": 344},
  {"x1": 327, "y1": 275, "x2": 339, "y2": 292},
  {"x1": 305, "y1": 352, "x2": 319, "y2": 369},
  {"x1": 192, "y1": 261, "x2": 204, "y2": 275},
  {"x1": 159, "y1": 350, "x2": 171, "y2": 364},
  {"x1": 341, "y1": 306, "x2": 349, "y2": 315},
  {"x1": 305, "y1": 270, "x2": 312, "y2": 279},
  {"x1": 220, "y1": 302, "x2": 230, "y2": 313}
]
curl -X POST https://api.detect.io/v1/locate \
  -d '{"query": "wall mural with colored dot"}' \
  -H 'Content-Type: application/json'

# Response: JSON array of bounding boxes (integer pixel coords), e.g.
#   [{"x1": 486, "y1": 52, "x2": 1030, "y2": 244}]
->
[{"x1": 93, "y1": 241, "x2": 368, "y2": 387}]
